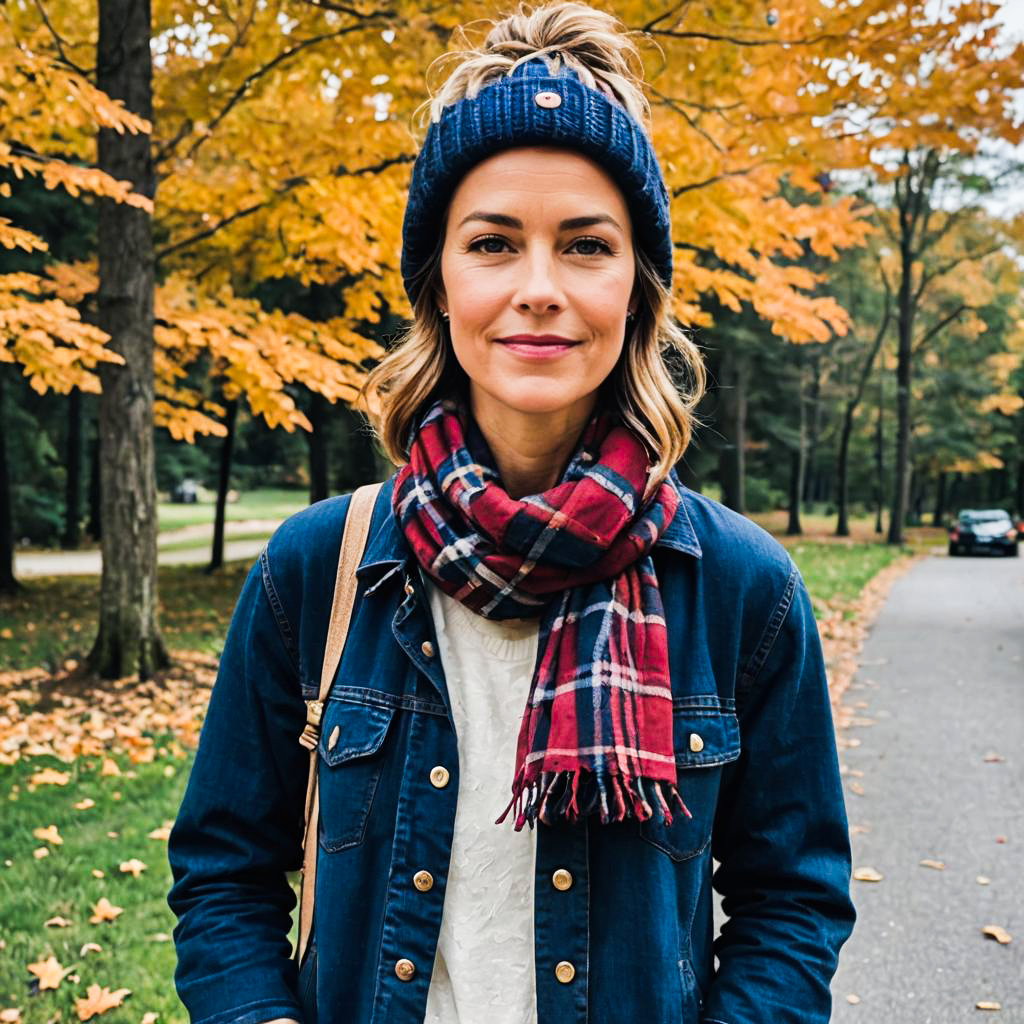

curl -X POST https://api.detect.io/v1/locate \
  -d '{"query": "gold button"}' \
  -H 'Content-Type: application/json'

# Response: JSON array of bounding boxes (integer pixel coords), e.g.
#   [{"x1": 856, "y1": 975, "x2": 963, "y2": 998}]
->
[
  {"x1": 430, "y1": 765, "x2": 450, "y2": 788},
  {"x1": 552, "y1": 868, "x2": 573, "y2": 891},
  {"x1": 535, "y1": 90, "x2": 562, "y2": 109},
  {"x1": 395, "y1": 958, "x2": 416, "y2": 981},
  {"x1": 327, "y1": 725, "x2": 340, "y2": 751},
  {"x1": 689, "y1": 733, "x2": 705, "y2": 753},
  {"x1": 413, "y1": 870, "x2": 434, "y2": 891},
  {"x1": 421, "y1": 641, "x2": 434, "y2": 658},
  {"x1": 554, "y1": 961, "x2": 575, "y2": 983}
]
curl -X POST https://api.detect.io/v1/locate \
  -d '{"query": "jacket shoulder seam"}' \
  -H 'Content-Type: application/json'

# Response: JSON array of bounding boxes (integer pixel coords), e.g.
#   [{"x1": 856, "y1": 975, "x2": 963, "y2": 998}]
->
[
  {"x1": 259, "y1": 543, "x2": 301, "y2": 675},
  {"x1": 735, "y1": 558, "x2": 799, "y2": 712}
]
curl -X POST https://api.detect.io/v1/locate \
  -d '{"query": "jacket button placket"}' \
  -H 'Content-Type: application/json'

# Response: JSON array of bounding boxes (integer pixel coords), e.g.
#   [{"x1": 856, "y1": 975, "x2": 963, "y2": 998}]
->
[
  {"x1": 375, "y1": 588, "x2": 459, "y2": 1022},
  {"x1": 534, "y1": 819, "x2": 589, "y2": 1024}
]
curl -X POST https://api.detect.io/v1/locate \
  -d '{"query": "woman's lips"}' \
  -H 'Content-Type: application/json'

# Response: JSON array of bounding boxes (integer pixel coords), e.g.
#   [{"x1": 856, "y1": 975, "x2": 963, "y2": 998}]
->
[{"x1": 496, "y1": 335, "x2": 581, "y2": 359}]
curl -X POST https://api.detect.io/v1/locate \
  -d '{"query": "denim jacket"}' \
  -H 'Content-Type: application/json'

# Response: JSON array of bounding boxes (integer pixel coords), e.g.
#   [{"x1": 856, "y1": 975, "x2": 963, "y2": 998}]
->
[{"x1": 167, "y1": 472, "x2": 855, "y2": 1024}]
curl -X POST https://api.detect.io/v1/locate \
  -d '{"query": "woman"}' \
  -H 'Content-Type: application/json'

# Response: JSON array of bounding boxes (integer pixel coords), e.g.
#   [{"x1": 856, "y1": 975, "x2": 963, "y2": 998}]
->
[{"x1": 167, "y1": 5, "x2": 855, "y2": 1023}]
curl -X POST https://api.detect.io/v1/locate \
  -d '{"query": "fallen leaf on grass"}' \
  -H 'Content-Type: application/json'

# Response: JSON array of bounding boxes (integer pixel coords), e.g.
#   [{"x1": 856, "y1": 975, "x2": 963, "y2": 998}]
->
[
  {"x1": 118, "y1": 859, "x2": 146, "y2": 878},
  {"x1": 100, "y1": 759, "x2": 121, "y2": 777},
  {"x1": 149, "y1": 933, "x2": 171, "y2": 943},
  {"x1": 976, "y1": 1001, "x2": 1002, "y2": 1011},
  {"x1": 88, "y1": 898, "x2": 123, "y2": 923},
  {"x1": 75, "y1": 985, "x2": 131, "y2": 1021},
  {"x1": 982, "y1": 925, "x2": 1013, "y2": 945},
  {"x1": 853, "y1": 867, "x2": 884, "y2": 883},
  {"x1": 33, "y1": 826, "x2": 63, "y2": 846},
  {"x1": 80, "y1": 943, "x2": 102, "y2": 956},
  {"x1": 33, "y1": 848, "x2": 50, "y2": 860},
  {"x1": 146, "y1": 824, "x2": 172, "y2": 841},
  {"x1": 91, "y1": 869, "x2": 104, "y2": 879},
  {"x1": 919, "y1": 859, "x2": 946, "y2": 870},
  {"x1": 74, "y1": 799, "x2": 95, "y2": 811},
  {"x1": 141, "y1": 1014, "x2": 159, "y2": 1024},
  {"x1": 44, "y1": 917, "x2": 72, "y2": 928},
  {"x1": 30, "y1": 769, "x2": 70, "y2": 787},
  {"x1": 27, "y1": 956, "x2": 70, "y2": 991},
  {"x1": 977, "y1": 876, "x2": 992, "y2": 886},
  {"x1": 0, "y1": 1009, "x2": 21, "y2": 1023},
  {"x1": 106, "y1": 832, "x2": 118, "y2": 839}
]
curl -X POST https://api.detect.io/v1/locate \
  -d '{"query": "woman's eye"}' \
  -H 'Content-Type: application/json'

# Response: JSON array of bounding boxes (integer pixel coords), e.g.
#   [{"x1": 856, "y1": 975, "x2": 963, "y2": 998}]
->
[
  {"x1": 468, "y1": 235, "x2": 511, "y2": 254},
  {"x1": 569, "y1": 236, "x2": 612, "y2": 256}
]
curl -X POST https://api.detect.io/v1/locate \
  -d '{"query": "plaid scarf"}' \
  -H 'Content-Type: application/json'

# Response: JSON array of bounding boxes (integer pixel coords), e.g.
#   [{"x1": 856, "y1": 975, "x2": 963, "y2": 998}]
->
[{"x1": 393, "y1": 399, "x2": 689, "y2": 831}]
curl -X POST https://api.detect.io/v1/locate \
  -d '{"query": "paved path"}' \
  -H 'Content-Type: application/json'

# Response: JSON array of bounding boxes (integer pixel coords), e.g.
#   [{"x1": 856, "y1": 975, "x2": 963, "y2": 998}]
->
[
  {"x1": 14, "y1": 520, "x2": 281, "y2": 577},
  {"x1": 830, "y1": 550, "x2": 1024, "y2": 1022}
]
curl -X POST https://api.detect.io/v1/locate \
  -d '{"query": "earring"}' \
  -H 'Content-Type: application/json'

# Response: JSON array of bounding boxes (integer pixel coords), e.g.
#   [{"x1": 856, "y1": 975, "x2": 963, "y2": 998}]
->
[
  {"x1": 626, "y1": 310, "x2": 636, "y2": 323},
  {"x1": 439, "y1": 309, "x2": 450, "y2": 321}
]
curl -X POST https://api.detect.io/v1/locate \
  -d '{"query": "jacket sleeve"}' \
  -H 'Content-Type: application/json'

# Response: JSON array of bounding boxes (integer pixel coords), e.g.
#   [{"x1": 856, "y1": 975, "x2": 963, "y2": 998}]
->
[
  {"x1": 167, "y1": 548, "x2": 311, "y2": 1024},
  {"x1": 703, "y1": 562, "x2": 856, "y2": 1024}
]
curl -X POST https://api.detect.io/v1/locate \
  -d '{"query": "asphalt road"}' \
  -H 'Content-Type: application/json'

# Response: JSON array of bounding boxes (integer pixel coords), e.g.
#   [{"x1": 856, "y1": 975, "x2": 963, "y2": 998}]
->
[{"x1": 829, "y1": 548, "x2": 1024, "y2": 1022}]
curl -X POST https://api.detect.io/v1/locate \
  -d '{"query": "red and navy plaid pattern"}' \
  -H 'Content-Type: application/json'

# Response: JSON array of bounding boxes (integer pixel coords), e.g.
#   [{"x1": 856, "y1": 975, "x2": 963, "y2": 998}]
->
[{"x1": 394, "y1": 400, "x2": 690, "y2": 831}]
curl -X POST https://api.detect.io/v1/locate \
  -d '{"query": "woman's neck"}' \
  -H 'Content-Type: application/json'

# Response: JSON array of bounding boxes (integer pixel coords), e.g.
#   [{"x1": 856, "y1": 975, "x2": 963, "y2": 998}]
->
[{"x1": 470, "y1": 389, "x2": 596, "y2": 499}]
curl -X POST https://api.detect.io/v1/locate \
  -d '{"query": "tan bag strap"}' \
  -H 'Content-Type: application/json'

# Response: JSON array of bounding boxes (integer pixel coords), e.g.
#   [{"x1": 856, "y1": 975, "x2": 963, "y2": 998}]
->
[{"x1": 296, "y1": 481, "x2": 383, "y2": 967}]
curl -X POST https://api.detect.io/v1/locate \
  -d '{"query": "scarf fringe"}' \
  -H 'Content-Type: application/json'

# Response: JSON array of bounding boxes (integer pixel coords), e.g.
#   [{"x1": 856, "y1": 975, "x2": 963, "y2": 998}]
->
[{"x1": 496, "y1": 767, "x2": 692, "y2": 831}]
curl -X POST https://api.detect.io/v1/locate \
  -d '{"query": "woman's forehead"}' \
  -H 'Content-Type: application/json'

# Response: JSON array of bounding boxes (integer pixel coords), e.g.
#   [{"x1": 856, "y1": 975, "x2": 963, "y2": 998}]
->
[{"x1": 449, "y1": 147, "x2": 631, "y2": 224}]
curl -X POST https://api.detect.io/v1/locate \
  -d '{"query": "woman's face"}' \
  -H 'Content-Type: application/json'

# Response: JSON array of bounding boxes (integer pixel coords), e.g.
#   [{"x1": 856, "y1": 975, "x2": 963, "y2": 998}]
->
[{"x1": 439, "y1": 146, "x2": 636, "y2": 424}]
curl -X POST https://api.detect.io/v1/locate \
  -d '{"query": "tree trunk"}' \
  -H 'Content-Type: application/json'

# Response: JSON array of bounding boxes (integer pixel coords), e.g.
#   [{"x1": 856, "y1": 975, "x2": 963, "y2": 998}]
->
[
  {"x1": 874, "y1": 365, "x2": 885, "y2": 535},
  {"x1": 716, "y1": 345, "x2": 746, "y2": 514},
  {"x1": 207, "y1": 397, "x2": 238, "y2": 573},
  {"x1": 0, "y1": 368, "x2": 19, "y2": 595},
  {"x1": 802, "y1": 349, "x2": 823, "y2": 507},
  {"x1": 86, "y1": 0, "x2": 169, "y2": 679},
  {"x1": 87, "y1": 429, "x2": 102, "y2": 542},
  {"x1": 62, "y1": 386, "x2": 84, "y2": 549},
  {"x1": 786, "y1": 360, "x2": 806, "y2": 536},
  {"x1": 932, "y1": 470, "x2": 947, "y2": 527},
  {"x1": 835, "y1": 403, "x2": 854, "y2": 537},
  {"x1": 888, "y1": 246, "x2": 914, "y2": 546},
  {"x1": 307, "y1": 390, "x2": 330, "y2": 505}
]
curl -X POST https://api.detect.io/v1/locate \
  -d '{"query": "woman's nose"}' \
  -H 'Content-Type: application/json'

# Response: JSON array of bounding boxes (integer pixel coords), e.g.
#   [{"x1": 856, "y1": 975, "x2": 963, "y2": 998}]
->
[{"x1": 511, "y1": 248, "x2": 566, "y2": 315}]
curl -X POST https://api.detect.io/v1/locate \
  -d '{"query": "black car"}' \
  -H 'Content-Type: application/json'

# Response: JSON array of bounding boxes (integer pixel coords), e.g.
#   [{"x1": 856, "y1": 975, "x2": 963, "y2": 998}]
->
[{"x1": 948, "y1": 509, "x2": 1020, "y2": 557}]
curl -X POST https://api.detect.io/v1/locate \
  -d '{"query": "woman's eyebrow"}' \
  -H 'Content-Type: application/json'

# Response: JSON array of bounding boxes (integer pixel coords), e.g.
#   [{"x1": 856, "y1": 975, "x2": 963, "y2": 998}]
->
[{"x1": 456, "y1": 211, "x2": 624, "y2": 232}]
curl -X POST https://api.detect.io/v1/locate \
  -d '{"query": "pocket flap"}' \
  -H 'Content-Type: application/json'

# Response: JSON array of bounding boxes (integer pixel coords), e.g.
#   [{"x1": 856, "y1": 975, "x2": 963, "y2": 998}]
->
[
  {"x1": 318, "y1": 700, "x2": 394, "y2": 767},
  {"x1": 672, "y1": 706, "x2": 740, "y2": 768}
]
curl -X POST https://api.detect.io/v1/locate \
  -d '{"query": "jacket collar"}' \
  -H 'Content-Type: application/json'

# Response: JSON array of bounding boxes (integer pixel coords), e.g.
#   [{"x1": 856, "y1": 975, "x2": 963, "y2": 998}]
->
[{"x1": 356, "y1": 468, "x2": 702, "y2": 595}]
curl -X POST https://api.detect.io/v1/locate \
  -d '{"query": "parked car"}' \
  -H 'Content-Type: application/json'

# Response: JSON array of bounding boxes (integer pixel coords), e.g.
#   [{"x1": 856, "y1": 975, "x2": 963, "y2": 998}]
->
[{"x1": 948, "y1": 509, "x2": 1019, "y2": 557}]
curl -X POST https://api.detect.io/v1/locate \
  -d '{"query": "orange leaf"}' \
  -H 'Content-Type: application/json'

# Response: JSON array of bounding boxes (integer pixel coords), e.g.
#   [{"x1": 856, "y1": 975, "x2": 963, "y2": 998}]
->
[
  {"x1": 33, "y1": 825, "x2": 63, "y2": 845},
  {"x1": 88, "y1": 897, "x2": 123, "y2": 923},
  {"x1": 118, "y1": 859, "x2": 147, "y2": 878},
  {"x1": 27, "y1": 955, "x2": 69, "y2": 990},
  {"x1": 75, "y1": 985, "x2": 131, "y2": 1021},
  {"x1": 30, "y1": 769, "x2": 70, "y2": 787}
]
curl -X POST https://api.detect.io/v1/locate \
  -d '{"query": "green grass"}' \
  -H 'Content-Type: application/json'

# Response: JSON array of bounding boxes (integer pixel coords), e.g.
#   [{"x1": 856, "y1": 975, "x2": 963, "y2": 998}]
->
[
  {"x1": 0, "y1": 744, "x2": 301, "y2": 1024},
  {"x1": 1, "y1": 746, "x2": 188, "y2": 1023},
  {"x1": 784, "y1": 540, "x2": 913, "y2": 616},
  {"x1": 156, "y1": 530, "x2": 279, "y2": 555},
  {"x1": 0, "y1": 561, "x2": 251, "y2": 671},
  {"x1": 155, "y1": 489, "x2": 308, "y2": 533}
]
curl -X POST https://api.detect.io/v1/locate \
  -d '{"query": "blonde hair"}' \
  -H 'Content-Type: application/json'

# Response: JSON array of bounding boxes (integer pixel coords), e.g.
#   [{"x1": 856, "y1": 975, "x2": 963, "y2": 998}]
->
[{"x1": 363, "y1": 1, "x2": 706, "y2": 494}]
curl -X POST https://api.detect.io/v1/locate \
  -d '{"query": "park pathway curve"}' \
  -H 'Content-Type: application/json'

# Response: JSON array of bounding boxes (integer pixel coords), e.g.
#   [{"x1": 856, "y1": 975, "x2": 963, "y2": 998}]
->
[{"x1": 829, "y1": 549, "x2": 1024, "y2": 1022}]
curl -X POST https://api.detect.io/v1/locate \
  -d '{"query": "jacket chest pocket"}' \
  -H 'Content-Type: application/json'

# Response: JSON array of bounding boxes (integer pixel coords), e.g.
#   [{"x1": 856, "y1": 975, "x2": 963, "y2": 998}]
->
[
  {"x1": 316, "y1": 700, "x2": 395, "y2": 853},
  {"x1": 638, "y1": 702, "x2": 740, "y2": 862}
]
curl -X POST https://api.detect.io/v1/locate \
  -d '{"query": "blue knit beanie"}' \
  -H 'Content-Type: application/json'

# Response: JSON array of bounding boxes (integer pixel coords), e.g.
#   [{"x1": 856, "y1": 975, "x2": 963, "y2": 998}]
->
[{"x1": 400, "y1": 57, "x2": 673, "y2": 306}]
